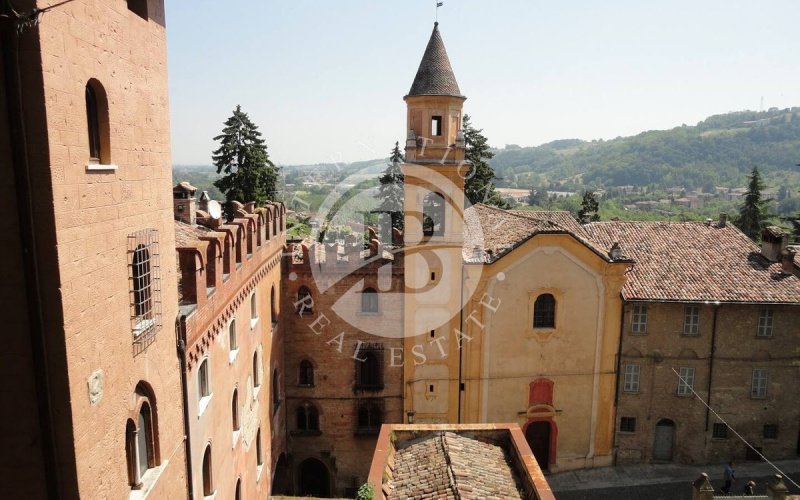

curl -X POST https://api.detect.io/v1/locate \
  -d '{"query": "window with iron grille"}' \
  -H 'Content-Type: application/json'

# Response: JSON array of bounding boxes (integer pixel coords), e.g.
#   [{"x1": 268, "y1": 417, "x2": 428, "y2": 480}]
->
[
  {"x1": 712, "y1": 423, "x2": 728, "y2": 439},
  {"x1": 763, "y1": 424, "x2": 778, "y2": 439},
  {"x1": 533, "y1": 294, "x2": 556, "y2": 328},
  {"x1": 355, "y1": 344, "x2": 384, "y2": 390},
  {"x1": 677, "y1": 367, "x2": 695, "y2": 396},
  {"x1": 623, "y1": 364, "x2": 640, "y2": 393},
  {"x1": 631, "y1": 304, "x2": 648, "y2": 334},
  {"x1": 619, "y1": 417, "x2": 636, "y2": 433},
  {"x1": 757, "y1": 309, "x2": 773, "y2": 337},
  {"x1": 751, "y1": 369, "x2": 768, "y2": 399},
  {"x1": 128, "y1": 229, "x2": 162, "y2": 348},
  {"x1": 683, "y1": 305, "x2": 700, "y2": 336},
  {"x1": 356, "y1": 399, "x2": 383, "y2": 435}
]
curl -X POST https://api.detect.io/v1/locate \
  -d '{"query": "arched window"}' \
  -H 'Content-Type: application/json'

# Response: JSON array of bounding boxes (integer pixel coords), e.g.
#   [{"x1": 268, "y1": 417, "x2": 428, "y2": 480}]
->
[
  {"x1": 299, "y1": 360, "x2": 314, "y2": 387},
  {"x1": 231, "y1": 389, "x2": 240, "y2": 432},
  {"x1": 296, "y1": 402, "x2": 320, "y2": 432},
  {"x1": 272, "y1": 368, "x2": 281, "y2": 413},
  {"x1": 252, "y1": 351, "x2": 261, "y2": 389},
  {"x1": 198, "y1": 358, "x2": 211, "y2": 401},
  {"x1": 357, "y1": 400, "x2": 383, "y2": 434},
  {"x1": 422, "y1": 192, "x2": 445, "y2": 237},
  {"x1": 355, "y1": 346, "x2": 383, "y2": 390},
  {"x1": 234, "y1": 478, "x2": 241, "y2": 500},
  {"x1": 85, "y1": 79, "x2": 111, "y2": 165},
  {"x1": 132, "y1": 245, "x2": 153, "y2": 320},
  {"x1": 533, "y1": 293, "x2": 556, "y2": 328},
  {"x1": 127, "y1": 382, "x2": 160, "y2": 488},
  {"x1": 296, "y1": 286, "x2": 313, "y2": 316},
  {"x1": 270, "y1": 286, "x2": 277, "y2": 324},
  {"x1": 256, "y1": 428, "x2": 263, "y2": 466},
  {"x1": 250, "y1": 293, "x2": 258, "y2": 321},
  {"x1": 202, "y1": 445, "x2": 213, "y2": 496},
  {"x1": 361, "y1": 287, "x2": 378, "y2": 313},
  {"x1": 229, "y1": 318, "x2": 237, "y2": 352}
]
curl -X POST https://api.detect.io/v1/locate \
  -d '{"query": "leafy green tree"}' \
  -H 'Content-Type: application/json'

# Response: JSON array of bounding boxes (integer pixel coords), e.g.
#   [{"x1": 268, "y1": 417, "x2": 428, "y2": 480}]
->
[
  {"x1": 377, "y1": 141, "x2": 405, "y2": 230},
  {"x1": 212, "y1": 105, "x2": 278, "y2": 216},
  {"x1": 578, "y1": 190, "x2": 601, "y2": 222},
  {"x1": 735, "y1": 166, "x2": 771, "y2": 240},
  {"x1": 463, "y1": 115, "x2": 508, "y2": 208}
]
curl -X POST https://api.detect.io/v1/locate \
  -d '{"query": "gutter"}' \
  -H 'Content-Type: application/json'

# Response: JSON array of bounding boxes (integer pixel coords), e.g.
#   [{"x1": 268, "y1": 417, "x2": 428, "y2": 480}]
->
[
  {"x1": 1, "y1": 14, "x2": 61, "y2": 498},
  {"x1": 176, "y1": 315, "x2": 194, "y2": 500}
]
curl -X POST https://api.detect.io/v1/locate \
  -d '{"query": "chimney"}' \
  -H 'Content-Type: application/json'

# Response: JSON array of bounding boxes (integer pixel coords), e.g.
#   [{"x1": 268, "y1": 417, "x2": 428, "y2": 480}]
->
[
  {"x1": 173, "y1": 181, "x2": 197, "y2": 225},
  {"x1": 718, "y1": 212, "x2": 727, "y2": 228},
  {"x1": 609, "y1": 242, "x2": 622, "y2": 260},
  {"x1": 761, "y1": 226, "x2": 788, "y2": 262},
  {"x1": 199, "y1": 190, "x2": 210, "y2": 212},
  {"x1": 472, "y1": 246, "x2": 483, "y2": 261},
  {"x1": 781, "y1": 248, "x2": 796, "y2": 275}
]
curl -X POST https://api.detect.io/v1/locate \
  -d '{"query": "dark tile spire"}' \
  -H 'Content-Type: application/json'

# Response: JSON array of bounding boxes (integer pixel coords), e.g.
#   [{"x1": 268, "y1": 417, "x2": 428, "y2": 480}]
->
[{"x1": 407, "y1": 22, "x2": 463, "y2": 97}]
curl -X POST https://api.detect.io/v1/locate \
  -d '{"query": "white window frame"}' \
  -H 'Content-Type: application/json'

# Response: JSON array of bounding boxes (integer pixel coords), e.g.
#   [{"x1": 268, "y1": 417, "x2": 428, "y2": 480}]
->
[
  {"x1": 683, "y1": 305, "x2": 700, "y2": 336},
  {"x1": 677, "y1": 367, "x2": 695, "y2": 396},
  {"x1": 757, "y1": 309, "x2": 773, "y2": 337},
  {"x1": 751, "y1": 368, "x2": 768, "y2": 399},
  {"x1": 631, "y1": 304, "x2": 648, "y2": 334},
  {"x1": 623, "y1": 364, "x2": 640, "y2": 393},
  {"x1": 228, "y1": 318, "x2": 238, "y2": 363},
  {"x1": 198, "y1": 358, "x2": 212, "y2": 415}
]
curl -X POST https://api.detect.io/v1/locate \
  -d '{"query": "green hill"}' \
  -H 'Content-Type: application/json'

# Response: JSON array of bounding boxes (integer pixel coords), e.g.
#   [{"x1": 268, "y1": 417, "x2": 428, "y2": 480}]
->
[{"x1": 492, "y1": 107, "x2": 800, "y2": 192}]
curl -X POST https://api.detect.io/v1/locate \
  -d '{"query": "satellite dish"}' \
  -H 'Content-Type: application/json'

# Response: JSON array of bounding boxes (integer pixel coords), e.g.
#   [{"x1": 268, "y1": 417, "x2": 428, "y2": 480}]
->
[{"x1": 207, "y1": 200, "x2": 222, "y2": 219}]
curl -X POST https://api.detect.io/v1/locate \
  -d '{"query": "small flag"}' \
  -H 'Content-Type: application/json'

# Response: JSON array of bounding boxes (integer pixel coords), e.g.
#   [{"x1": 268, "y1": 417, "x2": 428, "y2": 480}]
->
[{"x1": 437, "y1": 2, "x2": 443, "y2": 7}]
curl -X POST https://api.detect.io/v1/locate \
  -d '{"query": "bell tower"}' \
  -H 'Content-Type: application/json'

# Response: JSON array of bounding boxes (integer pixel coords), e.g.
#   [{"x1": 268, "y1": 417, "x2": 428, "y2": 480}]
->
[{"x1": 402, "y1": 22, "x2": 468, "y2": 424}]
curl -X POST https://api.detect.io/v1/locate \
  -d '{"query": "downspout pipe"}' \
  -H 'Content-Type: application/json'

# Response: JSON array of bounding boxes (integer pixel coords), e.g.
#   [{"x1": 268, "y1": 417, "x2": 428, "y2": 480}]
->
[
  {"x1": 704, "y1": 303, "x2": 720, "y2": 432},
  {"x1": 611, "y1": 298, "x2": 625, "y2": 465},
  {"x1": 457, "y1": 264, "x2": 465, "y2": 423},
  {"x1": 176, "y1": 315, "x2": 194, "y2": 500},
  {"x1": 1, "y1": 13, "x2": 60, "y2": 498}
]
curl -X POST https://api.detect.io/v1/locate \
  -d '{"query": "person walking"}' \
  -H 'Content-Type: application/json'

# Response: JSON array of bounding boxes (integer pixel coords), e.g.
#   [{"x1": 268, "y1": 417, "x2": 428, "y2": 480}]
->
[{"x1": 722, "y1": 461, "x2": 735, "y2": 494}]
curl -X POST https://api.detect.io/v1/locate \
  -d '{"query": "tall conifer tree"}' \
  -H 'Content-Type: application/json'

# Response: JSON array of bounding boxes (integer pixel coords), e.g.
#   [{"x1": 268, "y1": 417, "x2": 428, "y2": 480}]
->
[
  {"x1": 377, "y1": 141, "x2": 405, "y2": 230},
  {"x1": 212, "y1": 105, "x2": 278, "y2": 216},
  {"x1": 578, "y1": 191, "x2": 601, "y2": 222},
  {"x1": 735, "y1": 166, "x2": 771, "y2": 240},
  {"x1": 463, "y1": 115, "x2": 508, "y2": 208}
]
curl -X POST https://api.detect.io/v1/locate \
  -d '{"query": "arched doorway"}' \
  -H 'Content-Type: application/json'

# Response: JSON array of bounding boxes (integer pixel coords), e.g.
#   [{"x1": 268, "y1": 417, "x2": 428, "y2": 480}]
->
[
  {"x1": 271, "y1": 453, "x2": 290, "y2": 495},
  {"x1": 525, "y1": 421, "x2": 551, "y2": 471},
  {"x1": 298, "y1": 458, "x2": 330, "y2": 497},
  {"x1": 653, "y1": 419, "x2": 676, "y2": 461}
]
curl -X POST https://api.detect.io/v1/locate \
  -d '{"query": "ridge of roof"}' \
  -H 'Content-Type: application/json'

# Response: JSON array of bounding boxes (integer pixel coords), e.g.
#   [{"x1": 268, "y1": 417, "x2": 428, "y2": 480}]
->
[{"x1": 407, "y1": 22, "x2": 463, "y2": 98}]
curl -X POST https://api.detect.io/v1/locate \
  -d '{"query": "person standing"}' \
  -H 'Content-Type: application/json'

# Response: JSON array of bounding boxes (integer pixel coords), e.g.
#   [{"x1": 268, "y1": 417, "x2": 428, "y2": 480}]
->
[{"x1": 722, "y1": 461, "x2": 736, "y2": 494}]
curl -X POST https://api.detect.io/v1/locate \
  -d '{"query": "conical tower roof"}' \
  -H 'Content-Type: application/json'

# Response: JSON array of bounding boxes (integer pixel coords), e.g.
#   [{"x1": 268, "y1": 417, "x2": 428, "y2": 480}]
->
[{"x1": 407, "y1": 22, "x2": 463, "y2": 98}]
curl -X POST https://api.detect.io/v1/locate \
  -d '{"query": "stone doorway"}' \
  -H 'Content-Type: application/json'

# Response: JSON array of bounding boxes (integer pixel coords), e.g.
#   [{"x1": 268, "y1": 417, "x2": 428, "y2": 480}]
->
[
  {"x1": 653, "y1": 419, "x2": 675, "y2": 461},
  {"x1": 298, "y1": 458, "x2": 331, "y2": 497}
]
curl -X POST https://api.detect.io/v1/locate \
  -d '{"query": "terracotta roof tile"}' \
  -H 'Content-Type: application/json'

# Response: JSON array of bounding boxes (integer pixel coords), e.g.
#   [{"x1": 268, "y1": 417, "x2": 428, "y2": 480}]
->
[
  {"x1": 584, "y1": 221, "x2": 800, "y2": 303},
  {"x1": 389, "y1": 432, "x2": 523, "y2": 499},
  {"x1": 407, "y1": 23, "x2": 462, "y2": 97}
]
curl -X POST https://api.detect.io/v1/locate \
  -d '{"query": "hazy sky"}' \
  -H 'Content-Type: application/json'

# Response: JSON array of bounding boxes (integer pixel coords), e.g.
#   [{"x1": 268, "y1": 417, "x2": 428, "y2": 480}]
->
[{"x1": 165, "y1": 0, "x2": 800, "y2": 166}]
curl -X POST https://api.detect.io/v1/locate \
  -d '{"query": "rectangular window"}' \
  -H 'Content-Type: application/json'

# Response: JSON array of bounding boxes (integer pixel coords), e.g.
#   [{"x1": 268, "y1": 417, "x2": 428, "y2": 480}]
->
[
  {"x1": 623, "y1": 364, "x2": 640, "y2": 393},
  {"x1": 431, "y1": 116, "x2": 442, "y2": 136},
  {"x1": 355, "y1": 343, "x2": 384, "y2": 390},
  {"x1": 620, "y1": 417, "x2": 636, "y2": 433},
  {"x1": 683, "y1": 305, "x2": 700, "y2": 336},
  {"x1": 757, "y1": 309, "x2": 773, "y2": 337},
  {"x1": 751, "y1": 369, "x2": 768, "y2": 398},
  {"x1": 763, "y1": 424, "x2": 778, "y2": 439},
  {"x1": 712, "y1": 423, "x2": 728, "y2": 439},
  {"x1": 677, "y1": 367, "x2": 695, "y2": 396},
  {"x1": 128, "y1": 229, "x2": 162, "y2": 350},
  {"x1": 631, "y1": 304, "x2": 648, "y2": 334},
  {"x1": 198, "y1": 359, "x2": 210, "y2": 400}
]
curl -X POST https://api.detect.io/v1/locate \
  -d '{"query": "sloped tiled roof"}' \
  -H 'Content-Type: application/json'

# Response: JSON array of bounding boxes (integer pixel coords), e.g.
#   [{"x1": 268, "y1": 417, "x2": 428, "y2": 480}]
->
[
  {"x1": 463, "y1": 204, "x2": 613, "y2": 263},
  {"x1": 174, "y1": 220, "x2": 213, "y2": 247},
  {"x1": 584, "y1": 221, "x2": 800, "y2": 303},
  {"x1": 390, "y1": 431, "x2": 523, "y2": 499},
  {"x1": 407, "y1": 23, "x2": 463, "y2": 97}
]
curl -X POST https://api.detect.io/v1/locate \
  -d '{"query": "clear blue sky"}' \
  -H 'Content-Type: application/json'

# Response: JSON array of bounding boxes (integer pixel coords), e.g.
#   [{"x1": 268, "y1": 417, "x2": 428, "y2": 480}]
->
[{"x1": 165, "y1": 0, "x2": 800, "y2": 166}]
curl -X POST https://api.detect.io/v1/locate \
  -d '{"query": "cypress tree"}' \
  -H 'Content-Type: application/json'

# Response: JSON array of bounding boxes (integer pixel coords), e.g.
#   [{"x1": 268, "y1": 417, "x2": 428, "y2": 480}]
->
[
  {"x1": 212, "y1": 105, "x2": 279, "y2": 216},
  {"x1": 578, "y1": 190, "x2": 601, "y2": 223}
]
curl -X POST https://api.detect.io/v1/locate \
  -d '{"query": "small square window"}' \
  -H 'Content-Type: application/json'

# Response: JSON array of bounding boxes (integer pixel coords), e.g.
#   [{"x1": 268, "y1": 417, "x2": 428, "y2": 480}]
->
[
  {"x1": 763, "y1": 424, "x2": 778, "y2": 439},
  {"x1": 712, "y1": 423, "x2": 728, "y2": 439},
  {"x1": 620, "y1": 417, "x2": 636, "y2": 433}
]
